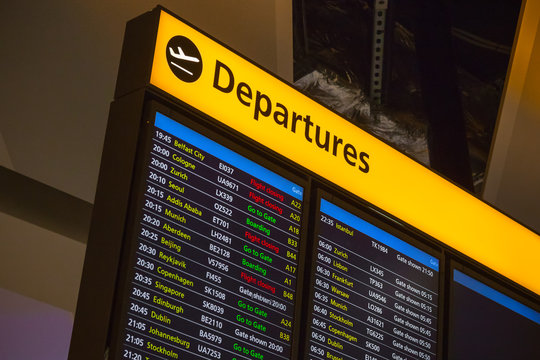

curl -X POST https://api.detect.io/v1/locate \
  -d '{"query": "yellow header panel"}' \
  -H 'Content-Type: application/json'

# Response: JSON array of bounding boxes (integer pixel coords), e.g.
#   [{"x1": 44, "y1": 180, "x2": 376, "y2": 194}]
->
[{"x1": 150, "y1": 10, "x2": 540, "y2": 294}]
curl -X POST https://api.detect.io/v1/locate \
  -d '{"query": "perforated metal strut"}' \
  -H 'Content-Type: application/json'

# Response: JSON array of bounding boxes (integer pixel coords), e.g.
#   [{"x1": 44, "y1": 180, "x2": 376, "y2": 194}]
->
[{"x1": 370, "y1": 0, "x2": 388, "y2": 104}]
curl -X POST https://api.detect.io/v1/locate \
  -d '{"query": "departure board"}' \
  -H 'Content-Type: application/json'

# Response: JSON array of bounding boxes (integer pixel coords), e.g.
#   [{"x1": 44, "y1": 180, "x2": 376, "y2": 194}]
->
[
  {"x1": 116, "y1": 112, "x2": 304, "y2": 360},
  {"x1": 449, "y1": 269, "x2": 540, "y2": 359},
  {"x1": 307, "y1": 199, "x2": 439, "y2": 360}
]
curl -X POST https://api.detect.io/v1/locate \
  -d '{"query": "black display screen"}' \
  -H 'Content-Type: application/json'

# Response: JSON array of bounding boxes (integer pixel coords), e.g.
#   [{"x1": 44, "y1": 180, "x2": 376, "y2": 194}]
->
[
  {"x1": 448, "y1": 269, "x2": 540, "y2": 359},
  {"x1": 307, "y1": 199, "x2": 440, "y2": 360},
  {"x1": 116, "y1": 111, "x2": 305, "y2": 360}
]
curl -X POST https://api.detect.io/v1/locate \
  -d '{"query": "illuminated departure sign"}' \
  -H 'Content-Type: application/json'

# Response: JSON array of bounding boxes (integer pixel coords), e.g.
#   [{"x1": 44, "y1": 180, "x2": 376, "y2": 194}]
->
[
  {"x1": 148, "y1": 8, "x2": 540, "y2": 295},
  {"x1": 308, "y1": 199, "x2": 439, "y2": 360},
  {"x1": 116, "y1": 112, "x2": 304, "y2": 360},
  {"x1": 68, "y1": 7, "x2": 540, "y2": 360}
]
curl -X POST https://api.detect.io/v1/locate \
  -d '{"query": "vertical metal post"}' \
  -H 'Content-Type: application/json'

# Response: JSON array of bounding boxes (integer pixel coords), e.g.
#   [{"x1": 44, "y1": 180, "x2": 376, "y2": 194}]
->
[{"x1": 370, "y1": 0, "x2": 388, "y2": 104}]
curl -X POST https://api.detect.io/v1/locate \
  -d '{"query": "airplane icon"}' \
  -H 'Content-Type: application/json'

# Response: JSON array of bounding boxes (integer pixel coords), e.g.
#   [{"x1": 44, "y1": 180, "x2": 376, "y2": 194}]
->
[
  {"x1": 169, "y1": 46, "x2": 200, "y2": 63},
  {"x1": 168, "y1": 46, "x2": 200, "y2": 76},
  {"x1": 165, "y1": 36, "x2": 203, "y2": 82}
]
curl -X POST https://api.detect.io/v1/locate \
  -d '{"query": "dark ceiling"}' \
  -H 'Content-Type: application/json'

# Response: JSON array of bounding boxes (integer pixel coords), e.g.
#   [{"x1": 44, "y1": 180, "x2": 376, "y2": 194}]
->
[{"x1": 293, "y1": 0, "x2": 522, "y2": 193}]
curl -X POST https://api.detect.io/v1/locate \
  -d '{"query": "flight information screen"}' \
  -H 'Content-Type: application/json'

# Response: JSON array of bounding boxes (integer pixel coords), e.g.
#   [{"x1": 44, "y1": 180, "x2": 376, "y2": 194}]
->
[
  {"x1": 116, "y1": 112, "x2": 305, "y2": 360},
  {"x1": 307, "y1": 199, "x2": 440, "y2": 360},
  {"x1": 448, "y1": 269, "x2": 540, "y2": 359}
]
